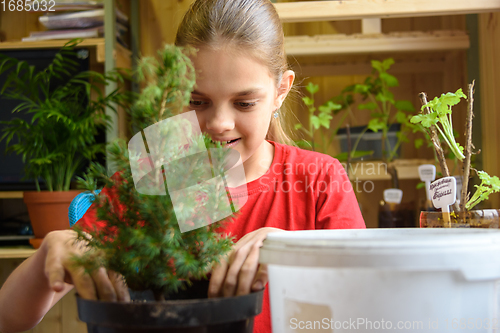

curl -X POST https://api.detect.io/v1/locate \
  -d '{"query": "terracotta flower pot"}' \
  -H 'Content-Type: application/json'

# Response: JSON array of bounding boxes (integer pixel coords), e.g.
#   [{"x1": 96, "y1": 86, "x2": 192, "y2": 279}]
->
[
  {"x1": 23, "y1": 190, "x2": 81, "y2": 247},
  {"x1": 420, "y1": 209, "x2": 500, "y2": 228}
]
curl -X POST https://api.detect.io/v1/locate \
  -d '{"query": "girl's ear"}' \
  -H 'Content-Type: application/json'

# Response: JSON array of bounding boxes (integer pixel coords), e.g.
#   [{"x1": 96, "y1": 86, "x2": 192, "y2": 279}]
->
[{"x1": 275, "y1": 70, "x2": 295, "y2": 109}]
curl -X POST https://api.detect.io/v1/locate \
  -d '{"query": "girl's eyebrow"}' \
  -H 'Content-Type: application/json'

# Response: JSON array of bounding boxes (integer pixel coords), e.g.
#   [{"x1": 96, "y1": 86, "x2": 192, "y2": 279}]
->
[
  {"x1": 234, "y1": 89, "x2": 263, "y2": 97},
  {"x1": 191, "y1": 90, "x2": 207, "y2": 97},
  {"x1": 191, "y1": 89, "x2": 263, "y2": 97}
]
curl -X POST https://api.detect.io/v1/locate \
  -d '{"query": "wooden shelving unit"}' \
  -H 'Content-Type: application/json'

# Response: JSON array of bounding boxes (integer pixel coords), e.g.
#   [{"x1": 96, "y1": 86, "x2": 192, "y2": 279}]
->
[
  {"x1": 274, "y1": 0, "x2": 500, "y2": 23},
  {"x1": 0, "y1": 247, "x2": 36, "y2": 259},
  {"x1": 0, "y1": 192, "x2": 23, "y2": 199},
  {"x1": 285, "y1": 30, "x2": 469, "y2": 56},
  {"x1": 0, "y1": 38, "x2": 132, "y2": 69},
  {"x1": 0, "y1": 3, "x2": 135, "y2": 332},
  {"x1": 272, "y1": 0, "x2": 500, "y2": 227}
]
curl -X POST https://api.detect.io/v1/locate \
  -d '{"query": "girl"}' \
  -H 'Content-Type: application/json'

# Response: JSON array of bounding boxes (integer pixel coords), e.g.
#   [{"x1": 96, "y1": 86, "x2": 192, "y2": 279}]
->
[{"x1": 0, "y1": 1, "x2": 365, "y2": 332}]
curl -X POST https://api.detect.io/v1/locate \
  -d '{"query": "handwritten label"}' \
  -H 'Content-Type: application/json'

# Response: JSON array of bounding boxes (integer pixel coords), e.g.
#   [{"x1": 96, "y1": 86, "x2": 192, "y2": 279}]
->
[
  {"x1": 384, "y1": 189, "x2": 403, "y2": 204},
  {"x1": 430, "y1": 176, "x2": 456, "y2": 209},
  {"x1": 418, "y1": 164, "x2": 436, "y2": 182}
]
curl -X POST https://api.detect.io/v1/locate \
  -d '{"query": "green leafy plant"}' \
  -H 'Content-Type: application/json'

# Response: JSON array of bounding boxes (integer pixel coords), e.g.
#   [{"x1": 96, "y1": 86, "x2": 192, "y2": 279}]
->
[
  {"x1": 0, "y1": 40, "x2": 130, "y2": 191},
  {"x1": 72, "y1": 44, "x2": 234, "y2": 301},
  {"x1": 295, "y1": 82, "x2": 338, "y2": 150},
  {"x1": 411, "y1": 84, "x2": 500, "y2": 210},
  {"x1": 295, "y1": 82, "x2": 373, "y2": 160},
  {"x1": 466, "y1": 171, "x2": 500, "y2": 210},
  {"x1": 411, "y1": 89, "x2": 466, "y2": 161},
  {"x1": 296, "y1": 59, "x2": 426, "y2": 164},
  {"x1": 342, "y1": 58, "x2": 419, "y2": 163}
]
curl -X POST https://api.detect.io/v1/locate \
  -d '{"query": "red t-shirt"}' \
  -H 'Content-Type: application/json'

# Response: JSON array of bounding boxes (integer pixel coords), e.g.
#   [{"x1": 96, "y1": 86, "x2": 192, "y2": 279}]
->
[
  {"x1": 218, "y1": 141, "x2": 365, "y2": 332},
  {"x1": 77, "y1": 140, "x2": 365, "y2": 332}
]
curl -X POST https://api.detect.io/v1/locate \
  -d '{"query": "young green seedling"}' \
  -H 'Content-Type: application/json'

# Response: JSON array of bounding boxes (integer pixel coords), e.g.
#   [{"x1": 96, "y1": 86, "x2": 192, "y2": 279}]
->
[
  {"x1": 411, "y1": 89, "x2": 466, "y2": 161},
  {"x1": 412, "y1": 84, "x2": 500, "y2": 212},
  {"x1": 466, "y1": 171, "x2": 500, "y2": 210}
]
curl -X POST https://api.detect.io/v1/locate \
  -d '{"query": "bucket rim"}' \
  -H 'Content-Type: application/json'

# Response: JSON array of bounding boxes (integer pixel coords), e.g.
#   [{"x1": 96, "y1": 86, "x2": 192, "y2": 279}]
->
[{"x1": 264, "y1": 228, "x2": 500, "y2": 249}]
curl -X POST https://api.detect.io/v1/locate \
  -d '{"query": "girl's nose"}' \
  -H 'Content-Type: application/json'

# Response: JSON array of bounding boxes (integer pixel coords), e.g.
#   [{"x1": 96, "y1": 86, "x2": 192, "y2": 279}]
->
[{"x1": 205, "y1": 105, "x2": 235, "y2": 133}]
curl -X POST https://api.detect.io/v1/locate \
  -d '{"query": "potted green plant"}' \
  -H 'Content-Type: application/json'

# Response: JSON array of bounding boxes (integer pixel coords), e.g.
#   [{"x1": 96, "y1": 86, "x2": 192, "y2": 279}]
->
[
  {"x1": 295, "y1": 81, "x2": 373, "y2": 161},
  {"x1": 71, "y1": 44, "x2": 263, "y2": 332},
  {"x1": 411, "y1": 81, "x2": 500, "y2": 228},
  {"x1": 296, "y1": 59, "x2": 426, "y2": 227},
  {"x1": 0, "y1": 40, "x2": 129, "y2": 247}
]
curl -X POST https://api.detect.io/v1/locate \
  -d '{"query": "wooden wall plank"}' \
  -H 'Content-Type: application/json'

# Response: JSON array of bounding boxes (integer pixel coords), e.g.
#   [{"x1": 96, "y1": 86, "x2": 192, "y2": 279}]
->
[
  {"x1": 139, "y1": 0, "x2": 194, "y2": 57},
  {"x1": 61, "y1": 290, "x2": 87, "y2": 333},
  {"x1": 32, "y1": 302, "x2": 62, "y2": 333},
  {"x1": 479, "y1": 12, "x2": 500, "y2": 208},
  {"x1": 0, "y1": 11, "x2": 45, "y2": 42}
]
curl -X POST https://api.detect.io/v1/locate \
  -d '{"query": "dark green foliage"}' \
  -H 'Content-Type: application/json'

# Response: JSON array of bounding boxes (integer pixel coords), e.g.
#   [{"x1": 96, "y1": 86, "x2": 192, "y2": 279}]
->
[
  {"x1": 73, "y1": 44, "x2": 234, "y2": 300},
  {"x1": 0, "y1": 39, "x2": 131, "y2": 191},
  {"x1": 337, "y1": 58, "x2": 419, "y2": 163},
  {"x1": 296, "y1": 58, "x2": 427, "y2": 163}
]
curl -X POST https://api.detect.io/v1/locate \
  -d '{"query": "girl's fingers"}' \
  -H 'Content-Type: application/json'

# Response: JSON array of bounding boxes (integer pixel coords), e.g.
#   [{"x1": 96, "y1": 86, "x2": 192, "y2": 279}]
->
[
  {"x1": 208, "y1": 259, "x2": 229, "y2": 298},
  {"x1": 209, "y1": 228, "x2": 281, "y2": 298},
  {"x1": 223, "y1": 244, "x2": 253, "y2": 297},
  {"x1": 45, "y1": 252, "x2": 67, "y2": 292},
  {"x1": 68, "y1": 265, "x2": 98, "y2": 300},
  {"x1": 235, "y1": 242, "x2": 261, "y2": 296},
  {"x1": 251, "y1": 263, "x2": 269, "y2": 291},
  {"x1": 91, "y1": 267, "x2": 117, "y2": 301},
  {"x1": 108, "y1": 271, "x2": 131, "y2": 302}
]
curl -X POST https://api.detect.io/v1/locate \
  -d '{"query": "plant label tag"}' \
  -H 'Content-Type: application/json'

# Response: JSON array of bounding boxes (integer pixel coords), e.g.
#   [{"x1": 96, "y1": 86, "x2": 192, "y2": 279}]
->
[
  {"x1": 384, "y1": 189, "x2": 403, "y2": 204},
  {"x1": 419, "y1": 164, "x2": 436, "y2": 202},
  {"x1": 418, "y1": 164, "x2": 436, "y2": 182},
  {"x1": 430, "y1": 176, "x2": 456, "y2": 210},
  {"x1": 453, "y1": 175, "x2": 463, "y2": 201}
]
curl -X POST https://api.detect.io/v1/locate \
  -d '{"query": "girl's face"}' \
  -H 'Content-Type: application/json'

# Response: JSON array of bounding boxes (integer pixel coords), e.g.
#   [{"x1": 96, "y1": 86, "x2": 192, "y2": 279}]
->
[{"x1": 188, "y1": 46, "x2": 293, "y2": 181}]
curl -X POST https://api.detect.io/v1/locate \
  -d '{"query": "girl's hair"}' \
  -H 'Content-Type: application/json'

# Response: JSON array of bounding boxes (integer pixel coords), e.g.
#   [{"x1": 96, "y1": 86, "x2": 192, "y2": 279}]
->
[{"x1": 175, "y1": 0, "x2": 295, "y2": 146}]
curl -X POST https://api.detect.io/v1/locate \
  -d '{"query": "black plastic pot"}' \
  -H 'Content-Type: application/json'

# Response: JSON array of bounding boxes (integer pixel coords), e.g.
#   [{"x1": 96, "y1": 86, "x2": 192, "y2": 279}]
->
[
  {"x1": 77, "y1": 280, "x2": 264, "y2": 333},
  {"x1": 337, "y1": 123, "x2": 401, "y2": 160}
]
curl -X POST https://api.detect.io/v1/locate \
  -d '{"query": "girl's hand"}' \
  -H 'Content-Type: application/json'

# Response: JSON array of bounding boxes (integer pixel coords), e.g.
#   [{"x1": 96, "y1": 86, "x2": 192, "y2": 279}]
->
[
  {"x1": 42, "y1": 230, "x2": 130, "y2": 302},
  {"x1": 208, "y1": 227, "x2": 283, "y2": 298}
]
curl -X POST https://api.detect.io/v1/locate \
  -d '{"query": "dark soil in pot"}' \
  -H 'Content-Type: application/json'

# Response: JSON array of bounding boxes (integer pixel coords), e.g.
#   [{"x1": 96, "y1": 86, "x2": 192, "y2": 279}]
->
[
  {"x1": 420, "y1": 209, "x2": 500, "y2": 228},
  {"x1": 77, "y1": 279, "x2": 264, "y2": 333}
]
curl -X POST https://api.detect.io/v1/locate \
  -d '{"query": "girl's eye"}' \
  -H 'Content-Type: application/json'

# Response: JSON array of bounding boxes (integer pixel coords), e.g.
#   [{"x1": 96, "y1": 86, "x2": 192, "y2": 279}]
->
[
  {"x1": 236, "y1": 101, "x2": 257, "y2": 109},
  {"x1": 189, "y1": 100, "x2": 206, "y2": 107}
]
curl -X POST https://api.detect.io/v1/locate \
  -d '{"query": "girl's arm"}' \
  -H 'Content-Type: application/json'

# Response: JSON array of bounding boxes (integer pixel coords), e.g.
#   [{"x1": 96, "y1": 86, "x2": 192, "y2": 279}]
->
[
  {"x1": 208, "y1": 227, "x2": 283, "y2": 298},
  {"x1": 0, "y1": 230, "x2": 129, "y2": 333}
]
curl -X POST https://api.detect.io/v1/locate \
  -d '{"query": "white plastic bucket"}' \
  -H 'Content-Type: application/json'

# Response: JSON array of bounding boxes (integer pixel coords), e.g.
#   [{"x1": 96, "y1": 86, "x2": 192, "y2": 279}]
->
[{"x1": 260, "y1": 228, "x2": 500, "y2": 333}]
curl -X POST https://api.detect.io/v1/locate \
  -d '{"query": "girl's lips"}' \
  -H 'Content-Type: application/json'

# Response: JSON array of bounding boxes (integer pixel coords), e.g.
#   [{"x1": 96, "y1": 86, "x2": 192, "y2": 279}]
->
[
  {"x1": 210, "y1": 138, "x2": 241, "y2": 147},
  {"x1": 225, "y1": 138, "x2": 240, "y2": 148}
]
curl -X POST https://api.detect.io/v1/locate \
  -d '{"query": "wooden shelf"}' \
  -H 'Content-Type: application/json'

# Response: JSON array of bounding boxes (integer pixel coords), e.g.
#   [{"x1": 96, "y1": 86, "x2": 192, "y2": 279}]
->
[
  {"x1": 0, "y1": 247, "x2": 36, "y2": 259},
  {"x1": 0, "y1": 38, "x2": 132, "y2": 68},
  {"x1": 274, "y1": 0, "x2": 500, "y2": 23},
  {"x1": 0, "y1": 38, "x2": 105, "y2": 50},
  {"x1": 0, "y1": 191, "x2": 23, "y2": 199},
  {"x1": 285, "y1": 30, "x2": 469, "y2": 56}
]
